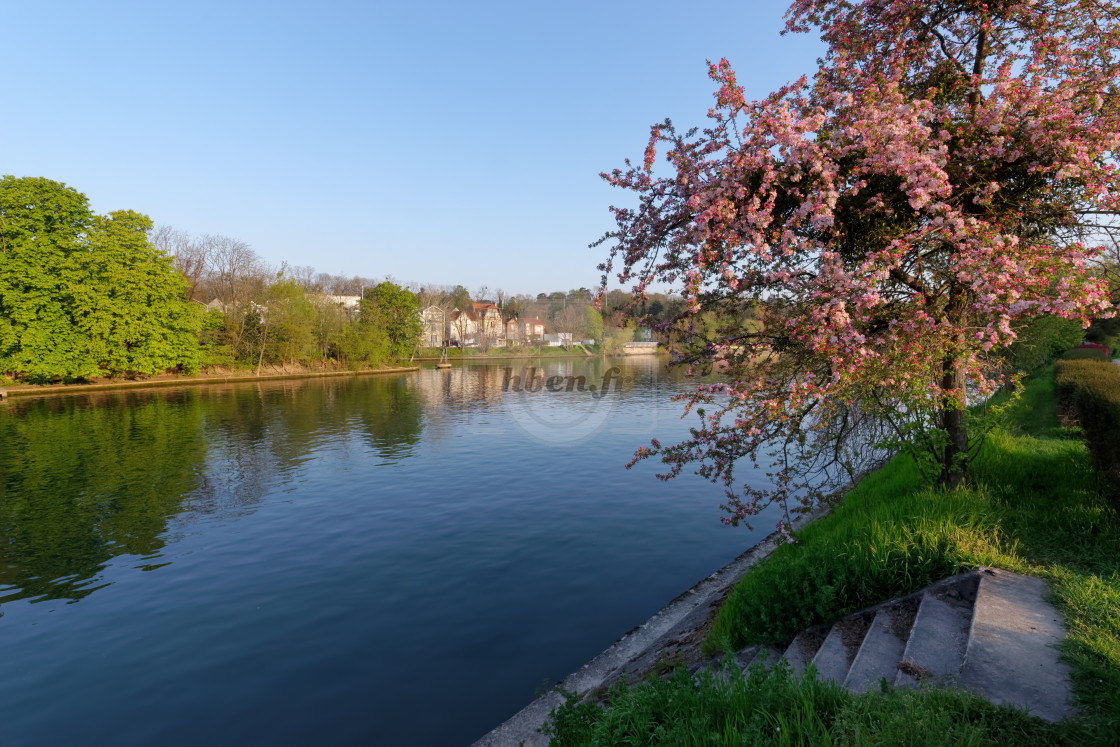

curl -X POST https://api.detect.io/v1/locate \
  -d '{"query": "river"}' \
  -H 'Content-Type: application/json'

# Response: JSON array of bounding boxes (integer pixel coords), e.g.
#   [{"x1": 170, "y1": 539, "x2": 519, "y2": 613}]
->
[{"x1": 0, "y1": 357, "x2": 779, "y2": 745}]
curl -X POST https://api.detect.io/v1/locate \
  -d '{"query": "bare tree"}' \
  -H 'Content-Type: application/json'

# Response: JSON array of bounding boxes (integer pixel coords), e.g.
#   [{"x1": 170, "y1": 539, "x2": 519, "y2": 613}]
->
[
  {"x1": 203, "y1": 234, "x2": 265, "y2": 310},
  {"x1": 554, "y1": 304, "x2": 590, "y2": 349},
  {"x1": 417, "y1": 286, "x2": 445, "y2": 309},
  {"x1": 448, "y1": 310, "x2": 476, "y2": 350},
  {"x1": 151, "y1": 225, "x2": 209, "y2": 302},
  {"x1": 289, "y1": 265, "x2": 321, "y2": 292},
  {"x1": 332, "y1": 275, "x2": 367, "y2": 296}
]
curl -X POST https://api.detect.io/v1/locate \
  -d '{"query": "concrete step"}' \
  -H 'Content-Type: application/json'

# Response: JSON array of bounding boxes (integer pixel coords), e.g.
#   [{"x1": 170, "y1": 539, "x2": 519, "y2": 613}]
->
[
  {"x1": 719, "y1": 569, "x2": 1071, "y2": 723},
  {"x1": 843, "y1": 601, "x2": 915, "y2": 693},
  {"x1": 810, "y1": 611, "x2": 873, "y2": 684},
  {"x1": 895, "y1": 580, "x2": 976, "y2": 689},
  {"x1": 730, "y1": 644, "x2": 761, "y2": 673},
  {"x1": 746, "y1": 643, "x2": 784, "y2": 673},
  {"x1": 959, "y1": 568, "x2": 1072, "y2": 723},
  {"x1": 781, "y1": 625, "x2": 829, "y2": 679}
]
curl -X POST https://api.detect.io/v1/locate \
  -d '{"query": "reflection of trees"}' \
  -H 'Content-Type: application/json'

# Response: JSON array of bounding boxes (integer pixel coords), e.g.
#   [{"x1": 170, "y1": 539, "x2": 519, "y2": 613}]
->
[
  {"x1": 0, "y1": 391, "x2": 207, "y2": 603},
  {"x1": 0, "y1": 375, "x2": 435, "y2": 607},
  {"x1": 180, "y1": 384, "x2": 287, "y2": 520},
  {"x1": 356, "y1": 377, "x2": 424, "y2": 462}
]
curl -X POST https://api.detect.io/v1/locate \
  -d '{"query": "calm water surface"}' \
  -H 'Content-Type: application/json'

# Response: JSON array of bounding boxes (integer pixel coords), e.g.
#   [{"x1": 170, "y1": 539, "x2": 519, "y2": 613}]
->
[{"x1": 0, "y1": 358, "x2": 779, "y2": 745}]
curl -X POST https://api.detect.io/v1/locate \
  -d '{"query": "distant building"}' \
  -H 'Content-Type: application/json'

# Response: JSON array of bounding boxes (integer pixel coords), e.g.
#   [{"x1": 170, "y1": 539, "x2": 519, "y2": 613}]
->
[
  {"x1": 541, "y1": 332, "x2": 573, "y2": 348},
  {"x1": 448, "y1": 308, "x2": 478, "y2": 345},
  {"x1": 332, "y1": 295, "x2": 362, "y2": 311},
  {"x1": 308, "y1": 293, "x2": 362, "y2": 318},
  {"x1": 420, "y1": 306, "x2": 448, "y2": 347},
  {"x1": 518, "y1": 317, "x2": 545, "y2": 340},
  {"x1": 472, "y1": 302, "x2": 503, "y2": 340}
]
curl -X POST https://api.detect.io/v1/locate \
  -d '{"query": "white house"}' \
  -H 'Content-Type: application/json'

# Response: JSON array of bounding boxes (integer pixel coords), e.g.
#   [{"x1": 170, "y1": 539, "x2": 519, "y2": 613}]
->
[
  {"x1": 448, "y1": 308, "x2": 478, "y2": 345},
  {"x1": 541, "y1": 332, "x2": 573, "y2": 347},
  {"x1": 472, "y1": 302, "x2": 503, "y2": 340}
]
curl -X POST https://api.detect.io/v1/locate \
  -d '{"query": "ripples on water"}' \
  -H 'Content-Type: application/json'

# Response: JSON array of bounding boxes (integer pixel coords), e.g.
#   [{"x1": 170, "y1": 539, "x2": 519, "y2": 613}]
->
[{"x1": 0, "y1": 358, "x2": 779, "y2": 745}]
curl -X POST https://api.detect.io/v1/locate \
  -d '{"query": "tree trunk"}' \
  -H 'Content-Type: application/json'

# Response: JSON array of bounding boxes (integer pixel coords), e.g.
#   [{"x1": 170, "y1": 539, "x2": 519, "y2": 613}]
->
[
  {"x1": 939, "y1": 353, "x2": 968, "y2": 488},
  {"x1": 255, "y1": 317, "x2": 269, "y2": 377}
]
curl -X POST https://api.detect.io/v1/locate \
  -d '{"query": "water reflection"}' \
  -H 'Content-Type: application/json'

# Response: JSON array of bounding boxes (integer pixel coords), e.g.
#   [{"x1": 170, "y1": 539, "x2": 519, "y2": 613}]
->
[
  {"x1": 0, "y1": 375, "x2": 429, "y2": 605},
  {"x1": 0, "y1": 358, "x2": 776, "y2": 746},
  {"x1": 357, "y1": 376, "x2": 424, "y2": 463},
  {"x1": 0, "y1": 390, "x2": 207, "y2": 603},
  {"x1": 0, "y1": 359, "x2": 678, "y2": 607}
]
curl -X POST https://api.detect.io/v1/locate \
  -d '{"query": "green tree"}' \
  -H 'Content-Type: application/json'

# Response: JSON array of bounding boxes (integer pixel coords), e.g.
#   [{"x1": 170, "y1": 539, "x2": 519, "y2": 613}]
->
[
  {"x1": 262, "y1": 277, "x2": 317, "y2": 366},
  {"x1": 314, "y1": 299, "x2": 349, "y2": 362},
  {"x1": 603, "y1": 318, "x2": 637, "y2": 354},
  {"x1": 337, "y1": 301, "x2": 390, "y2": 366},
  {"x1": 366, "y1": 281, "x2": 421, "y2": 359},
  {"x1": 198, "y1": 307, "x2": 235, "y2": 367},
  {"x1": 1003, "y1": 315, "x2": 1085, "y2": 373},
  {"x1": 0, "y1": 176, "x2": 100, "y2": 380},
  {"x1": 0, "y1": 176, "x2": 201, "y2": 381},
  {"x1": 584, "y1": 306, "x2": 604, "y2": 342},
  {"x1": 77, "y1": 210, "x2": 201, "y2": 375},
  {"x1": 448, "y1": 284, "x2": 472, "y2": 310}
]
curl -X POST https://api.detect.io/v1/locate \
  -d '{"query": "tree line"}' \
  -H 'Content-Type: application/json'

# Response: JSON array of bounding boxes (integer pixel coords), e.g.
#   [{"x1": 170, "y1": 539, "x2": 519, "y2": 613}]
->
[
  {"x1": 0, "y1": 176, "x2": 662, "y2": 384},
  {"x1": 4, "y1": 173, "x2": 1089, "y2": 387},
  {"x1": 0, "y1": 177, "x2": 426, "y2": 383}
]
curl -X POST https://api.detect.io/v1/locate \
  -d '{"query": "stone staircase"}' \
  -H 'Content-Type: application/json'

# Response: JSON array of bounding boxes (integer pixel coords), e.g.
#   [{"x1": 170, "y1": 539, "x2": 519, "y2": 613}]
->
[
  {"x1": 698, "y1": 567, "x2": 1072, "y2": 722},
  {"x1": 474, "y1": 555, "x2": 1073, "y2": 746}
]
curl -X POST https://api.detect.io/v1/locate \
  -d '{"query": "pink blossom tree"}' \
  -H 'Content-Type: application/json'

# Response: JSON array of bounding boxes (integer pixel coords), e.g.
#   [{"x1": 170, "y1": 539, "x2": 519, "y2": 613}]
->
[{"x1": 599, "y1": 0, "x2": 1120, "y2": 533}]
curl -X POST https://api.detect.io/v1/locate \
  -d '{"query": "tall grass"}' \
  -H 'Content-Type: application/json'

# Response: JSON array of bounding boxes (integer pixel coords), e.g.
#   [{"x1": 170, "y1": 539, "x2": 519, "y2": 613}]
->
[
  {"x1": 546, "y1": 659, "x2": 1068, "y2": 746},
  {"x1": 704, "y1": 458, "x2": 1014, "y2": 652}
]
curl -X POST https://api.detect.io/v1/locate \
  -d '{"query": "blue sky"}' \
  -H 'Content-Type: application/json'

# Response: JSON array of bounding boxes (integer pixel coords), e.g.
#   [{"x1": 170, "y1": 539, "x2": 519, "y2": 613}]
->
[{"x1": 3, "y1": 1, "x2": 824, "y2": 296}]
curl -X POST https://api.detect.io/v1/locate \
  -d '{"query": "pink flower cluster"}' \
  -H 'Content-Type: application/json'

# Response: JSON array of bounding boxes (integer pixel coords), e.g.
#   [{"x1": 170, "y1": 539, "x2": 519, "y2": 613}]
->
[{"x1": 599, "y1": 0, "x2": 1120, "y2": 532}]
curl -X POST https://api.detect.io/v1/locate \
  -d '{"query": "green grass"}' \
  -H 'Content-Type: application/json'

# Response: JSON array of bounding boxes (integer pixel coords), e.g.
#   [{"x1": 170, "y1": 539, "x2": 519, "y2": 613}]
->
[
  {"x1": 547, "y1": 366, "x2": 1120, "y2": 744},
  {"x1": 546, "y1": 659, "x2": 1073, "y2": 746}
]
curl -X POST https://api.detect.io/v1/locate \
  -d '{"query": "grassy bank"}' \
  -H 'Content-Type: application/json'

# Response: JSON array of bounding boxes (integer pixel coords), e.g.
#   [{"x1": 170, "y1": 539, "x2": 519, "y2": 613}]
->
[{"x1": 547, "y1": 367, "x2": 1120, "y2": 745}]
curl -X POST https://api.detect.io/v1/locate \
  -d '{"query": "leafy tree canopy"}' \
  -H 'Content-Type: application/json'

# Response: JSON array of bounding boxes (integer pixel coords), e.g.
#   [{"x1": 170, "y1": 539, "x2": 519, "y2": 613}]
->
[
  {"x1": 1, "y1": 176, "x2": 200, "y2": 382},
  {"x1": 365, "y1": 281, "x2": 422, "y2": 359}
]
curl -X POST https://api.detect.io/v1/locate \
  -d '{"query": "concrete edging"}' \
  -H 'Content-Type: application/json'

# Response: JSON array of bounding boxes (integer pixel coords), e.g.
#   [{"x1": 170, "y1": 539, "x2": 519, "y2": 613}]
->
[{"x1": 0, "y1": 367, "x2": 420, "y2": 400}]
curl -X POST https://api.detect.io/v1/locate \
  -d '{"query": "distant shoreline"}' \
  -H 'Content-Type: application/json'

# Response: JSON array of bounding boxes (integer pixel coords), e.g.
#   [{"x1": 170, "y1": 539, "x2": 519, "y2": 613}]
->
[
  {"x1": 0, "y1": 351, "x2": 670, "y2": 401},
  {"x1": 411, "y1": 350, "x2": 666, "y2": 362},
  {"x1": 0, "y1": 366, "x2": 421, "y2": 400}
]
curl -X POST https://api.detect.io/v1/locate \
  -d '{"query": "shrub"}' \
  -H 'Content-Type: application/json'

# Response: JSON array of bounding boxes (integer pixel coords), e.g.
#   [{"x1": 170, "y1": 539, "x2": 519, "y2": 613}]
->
[
  {"x1": 1054, "y1": 358, "x2": 1120, "y2": 506},
  {"x1": 1059, "y1": 346, "x2": 1110, "y2": 361},
  {"x1": 1054, "y1": 359, "x2": 1110, "y2": 412}
]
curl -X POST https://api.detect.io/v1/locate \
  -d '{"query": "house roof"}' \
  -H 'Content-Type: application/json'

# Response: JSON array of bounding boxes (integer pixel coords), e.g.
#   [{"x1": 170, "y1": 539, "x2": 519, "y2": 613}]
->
[{"x1": 449, "y1": 308, "x2": 477, "y2": 321}]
